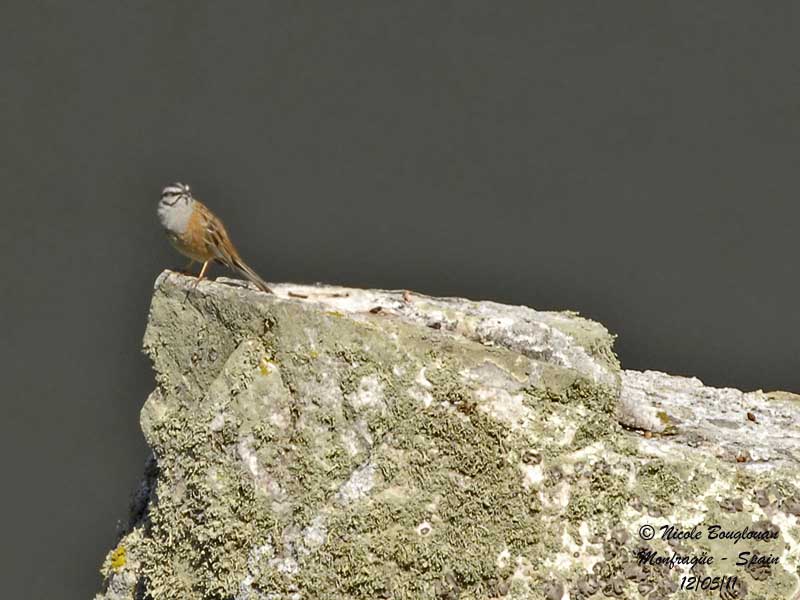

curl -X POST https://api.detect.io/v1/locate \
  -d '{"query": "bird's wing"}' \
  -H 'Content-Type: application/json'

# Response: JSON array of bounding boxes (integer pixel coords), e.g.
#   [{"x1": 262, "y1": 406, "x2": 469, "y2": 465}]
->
[{"x1": 198, "y1": 203, "x2": 239, "y2": 267}]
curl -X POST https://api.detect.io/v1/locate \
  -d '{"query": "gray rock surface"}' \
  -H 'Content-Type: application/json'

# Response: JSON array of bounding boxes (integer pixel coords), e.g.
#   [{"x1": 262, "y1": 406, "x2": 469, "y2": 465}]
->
[
  {"x1": 619, "y1": 370, "x2": 800, "y2": 471},
  {"x1": 95, "y1": 272, "x2": 800, "y2": 600}
]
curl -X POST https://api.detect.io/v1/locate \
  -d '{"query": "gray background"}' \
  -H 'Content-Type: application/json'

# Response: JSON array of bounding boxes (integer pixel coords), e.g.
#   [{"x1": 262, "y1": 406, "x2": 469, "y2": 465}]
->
[{"x1": 1, "y1": 1, "x2": 797, "y2": 598}]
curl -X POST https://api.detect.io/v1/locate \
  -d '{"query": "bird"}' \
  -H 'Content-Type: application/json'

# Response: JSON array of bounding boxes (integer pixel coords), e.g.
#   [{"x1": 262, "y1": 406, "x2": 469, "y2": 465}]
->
[{"x1": 157, "y1": 182, "x2": 273, "y2": 294}]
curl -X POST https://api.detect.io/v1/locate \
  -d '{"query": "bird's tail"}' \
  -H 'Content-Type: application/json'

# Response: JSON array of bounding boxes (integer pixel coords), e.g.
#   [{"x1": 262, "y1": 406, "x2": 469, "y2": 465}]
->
[{"x1": 232, "y1": 258, "x2": 273, "y2": 294}]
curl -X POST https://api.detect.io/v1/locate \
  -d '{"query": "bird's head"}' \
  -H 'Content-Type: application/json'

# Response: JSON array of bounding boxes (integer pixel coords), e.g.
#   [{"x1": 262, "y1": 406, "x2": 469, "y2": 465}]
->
[
  {"x1": 159, "y1": 182, "x2": 193, "y2": 208},
  {"x1": 158, "y1": 182, "x2": 195, "y2": 232}
]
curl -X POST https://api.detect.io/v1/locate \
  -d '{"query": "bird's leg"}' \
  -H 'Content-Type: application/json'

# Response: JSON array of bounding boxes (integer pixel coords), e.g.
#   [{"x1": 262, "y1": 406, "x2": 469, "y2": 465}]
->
[{"x1": 192, "y1": 260, "x2": 210, "y2": 289}]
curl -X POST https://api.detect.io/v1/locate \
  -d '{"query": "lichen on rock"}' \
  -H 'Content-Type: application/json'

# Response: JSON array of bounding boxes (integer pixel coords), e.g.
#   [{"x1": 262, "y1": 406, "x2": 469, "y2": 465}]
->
[{"x1": 95, "y1": 272, "x2": 800, "y2": 600}]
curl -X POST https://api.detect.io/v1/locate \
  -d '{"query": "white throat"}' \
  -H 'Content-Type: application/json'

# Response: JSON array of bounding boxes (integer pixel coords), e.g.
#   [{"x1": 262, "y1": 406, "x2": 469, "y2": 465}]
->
[{"x1": 158, "y1": 198, "x2": 194, "y2": 235}]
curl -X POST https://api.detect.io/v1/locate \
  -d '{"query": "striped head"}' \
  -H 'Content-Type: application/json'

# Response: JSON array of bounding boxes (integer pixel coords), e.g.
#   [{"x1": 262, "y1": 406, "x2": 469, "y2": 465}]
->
[{"x1": 158, "y1": 182, "x2": 195, "y2": 234}]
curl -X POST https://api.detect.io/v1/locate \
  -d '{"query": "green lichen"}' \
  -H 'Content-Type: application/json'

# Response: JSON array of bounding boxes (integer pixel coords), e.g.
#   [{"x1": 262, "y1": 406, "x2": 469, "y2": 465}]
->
[
  {"x1": 636, "y1": 459, "x2": 701, "y2": 512},
  {"x1": 565, "y1": 462, "x2": 629, "y2": 525}
]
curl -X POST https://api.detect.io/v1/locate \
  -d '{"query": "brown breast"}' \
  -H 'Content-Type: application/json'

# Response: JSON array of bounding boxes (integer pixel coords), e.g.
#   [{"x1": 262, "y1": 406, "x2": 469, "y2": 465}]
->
[{"x1": 169, "y1": 208, "x2": 216, "y2": 262}]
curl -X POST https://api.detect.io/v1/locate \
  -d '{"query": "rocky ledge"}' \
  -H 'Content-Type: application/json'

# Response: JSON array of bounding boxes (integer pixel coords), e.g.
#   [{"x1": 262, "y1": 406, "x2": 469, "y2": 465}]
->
[{"x1": 96, "y1": 271, "x2": 800, "y2": 600}]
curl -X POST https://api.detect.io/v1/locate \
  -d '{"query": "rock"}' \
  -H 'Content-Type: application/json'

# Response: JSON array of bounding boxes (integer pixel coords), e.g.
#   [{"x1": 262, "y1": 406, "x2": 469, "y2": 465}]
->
[
  {"x1": 619, "y1": 370, "x2": 800, "y2": 470},
  {"x1": 95, "y1": 272, "x2": 800, "y2": 600}
]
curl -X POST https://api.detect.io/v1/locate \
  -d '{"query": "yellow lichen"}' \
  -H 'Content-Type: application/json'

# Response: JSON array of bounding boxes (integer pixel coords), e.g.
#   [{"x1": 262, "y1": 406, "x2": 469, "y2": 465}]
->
[
  {"x1": 258, "y1": 357, "x2": 271, "y2": 376},
  {"x1": 110, "y1": 545, "x2": 127, "y2": 571}
]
